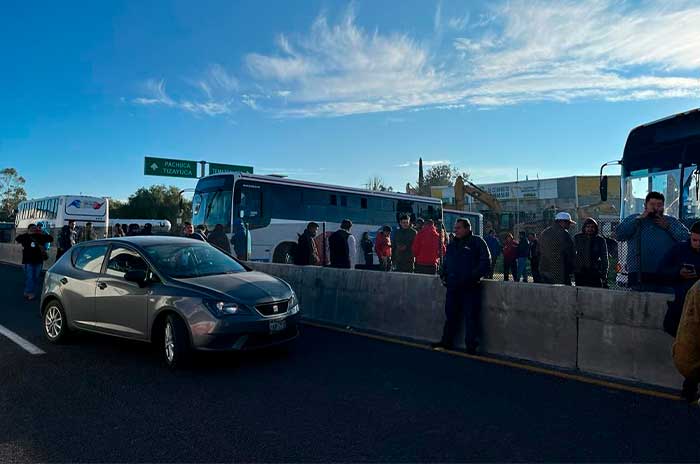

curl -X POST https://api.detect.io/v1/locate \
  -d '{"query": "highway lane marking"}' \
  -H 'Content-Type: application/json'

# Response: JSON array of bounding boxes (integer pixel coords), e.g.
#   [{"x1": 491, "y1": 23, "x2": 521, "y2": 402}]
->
[
  {"x1": 0, "y1": 324, "x2": 45, "y2": 355},
  {"x1": 302, "y1": 321, "x2": 681, "y2": 402}
]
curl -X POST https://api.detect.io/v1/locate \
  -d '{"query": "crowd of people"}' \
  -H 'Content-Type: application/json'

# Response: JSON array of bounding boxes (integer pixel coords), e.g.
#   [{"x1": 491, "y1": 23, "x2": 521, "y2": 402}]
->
[
  {"x1": 13, "y1": 189, "x2": 700, "y2": 401},
  {"x1": 294, "y1": 215, "x2": 449, "y2": 276}
]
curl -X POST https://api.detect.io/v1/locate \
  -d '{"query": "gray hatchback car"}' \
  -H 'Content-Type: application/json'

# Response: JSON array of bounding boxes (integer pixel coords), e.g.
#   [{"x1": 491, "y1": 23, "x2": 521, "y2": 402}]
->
[{"x1": 40, "y1": 236, "x2": 300, "y2": 367}]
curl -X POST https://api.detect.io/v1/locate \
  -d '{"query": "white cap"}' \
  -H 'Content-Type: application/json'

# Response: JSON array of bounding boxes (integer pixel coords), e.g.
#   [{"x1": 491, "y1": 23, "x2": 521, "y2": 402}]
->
[{"x1": 554, "y1": 212, "x2": 576, "y2": 223}]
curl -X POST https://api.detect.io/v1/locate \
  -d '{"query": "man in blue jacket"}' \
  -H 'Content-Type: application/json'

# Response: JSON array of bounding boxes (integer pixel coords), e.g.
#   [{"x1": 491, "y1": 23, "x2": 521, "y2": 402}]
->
[
  {"x1": 616, "y1": 191, "x2": 689, "y2": 291},
  {"x1": 659, "y1": 221, "x2": 700, "y2": 336},
  {"x1": 433, "y1": 218, "x2": 491, "y2": 354}
]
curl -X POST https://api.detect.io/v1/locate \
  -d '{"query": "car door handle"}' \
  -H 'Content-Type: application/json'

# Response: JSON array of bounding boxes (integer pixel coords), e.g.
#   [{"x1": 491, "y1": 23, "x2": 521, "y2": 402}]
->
[
  {"x1": 60, "y1": 278, "x2": 68, "y2": 285},
  {"x1": 97, "y1": 282, "x2": 108, "y2": 290}
]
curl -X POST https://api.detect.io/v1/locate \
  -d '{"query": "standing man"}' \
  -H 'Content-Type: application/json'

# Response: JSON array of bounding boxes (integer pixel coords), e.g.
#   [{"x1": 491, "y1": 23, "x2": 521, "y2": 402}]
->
[
  {"x1": 659, "y1": 221, "x2": 700, "y2": 336},
  {"x1": 516, "y1": 231, "x2": 530, "y2": 282},
  {"x1": 15, "y1": 224, "x2": 53, "y2": 300},
  {"x1": 80, "y1": 222, "x2": 96, "y2": 242},
  {"x1": 673, "y1": 280, "x2": 700, "y2": 402},
  {"x1": 182, "y1": 222, "x2": 205, "y2": 241},
  {"x1": 295, "y1": 222, "x2": 320, "y2": 266},
  {"x1": 617, "y1": 191, "x2": 689, "y2": 291},
  {"x1": 207, "y1": 224, "x2": 232, "y2": 254},
  {"x1": 393, "y1": 215, "x2": 417, "y2": 273},
  {"x1": 375, "y1": 226, "x2": 393, "y2": 271},
  {"x1": 433, "y1": 218, "x2": 491, "y2": 354},
  {"x1": 502, "y1": 234, "x2": 518, "y2": 281},
  {"x1": 573, "y1": 218, "x2": 609, "y2": 288},
  {"x1": 231, "y1": 217, "x2": 249, "y2": 260},
  {"x1": 484, "y1": 230, "x2": 502, "y2": 279},
  {"x1": 412, "y1": 219, "x2": 445, "y2": 275},
  {"x1": 56, "y1": 224, "x2": 76, "y2": 261},
  {"x1": 528, "y1": 232, "x2": 541, "y2": 283},
  {"x1": 538, "y1": 212, "x2": 576, "y2": 285},
  {"x1": 329, "y1": 219, "x2": 356, "y2": 269}
]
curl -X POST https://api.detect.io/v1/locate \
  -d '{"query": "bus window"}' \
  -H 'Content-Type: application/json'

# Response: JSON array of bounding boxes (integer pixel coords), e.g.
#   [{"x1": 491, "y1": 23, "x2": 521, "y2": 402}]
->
[
  {"x1": 361, "y1": 198, "x2": 368, "y2": 209},
  {"x1": 239, "y1": 185, "x2": 263, "y2": 225},
  {"x1": 340, "y1": 196, "x2": 347, "y2": 207}
]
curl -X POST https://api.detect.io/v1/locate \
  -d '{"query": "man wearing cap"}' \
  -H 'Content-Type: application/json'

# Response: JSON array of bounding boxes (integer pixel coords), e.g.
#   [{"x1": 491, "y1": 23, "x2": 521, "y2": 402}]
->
[{"x1": 537, "y1": 212, "x2": 576, "y2": 285}]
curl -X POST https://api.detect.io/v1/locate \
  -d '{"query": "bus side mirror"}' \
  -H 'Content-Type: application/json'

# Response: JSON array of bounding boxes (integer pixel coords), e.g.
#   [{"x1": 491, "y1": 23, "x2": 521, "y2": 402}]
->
[{"x1": 600, "y1": 175, "x2": 609, "y2": 202}]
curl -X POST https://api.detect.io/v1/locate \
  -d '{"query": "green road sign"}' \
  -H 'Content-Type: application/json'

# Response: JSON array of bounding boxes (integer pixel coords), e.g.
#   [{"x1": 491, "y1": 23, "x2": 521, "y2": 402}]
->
[
  {"x1": 209, "y1": 163, "x2": 254, "y2": 175},
  {"x1": 144, "y1": 157, "x2": 198, "y2": 178}
]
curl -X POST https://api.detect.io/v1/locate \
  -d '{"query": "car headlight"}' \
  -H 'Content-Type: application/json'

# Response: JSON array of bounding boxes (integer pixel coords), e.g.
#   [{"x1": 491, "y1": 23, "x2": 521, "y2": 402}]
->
[
  {"x1": 203, "y1": 300, "x2": 246, "y2": 317},
  {"x1": 288, "y1": 293, "x2": 300, "y2": 315}
]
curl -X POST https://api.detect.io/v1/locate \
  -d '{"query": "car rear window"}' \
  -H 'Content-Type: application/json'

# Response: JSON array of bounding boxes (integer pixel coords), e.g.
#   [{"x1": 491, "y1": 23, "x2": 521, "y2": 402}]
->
[{"x1": 72, "y1": 245, "x2": 109, "y2": 273}]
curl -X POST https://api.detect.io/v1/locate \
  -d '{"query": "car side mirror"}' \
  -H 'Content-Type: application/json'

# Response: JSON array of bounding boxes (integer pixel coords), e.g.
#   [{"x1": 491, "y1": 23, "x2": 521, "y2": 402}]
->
[
  {"x1": 600, "y1": 175, "x2": 609, "y2": 202},
  {"x1": 125, "y1": 269, "x2": 148, "y2": 287}
]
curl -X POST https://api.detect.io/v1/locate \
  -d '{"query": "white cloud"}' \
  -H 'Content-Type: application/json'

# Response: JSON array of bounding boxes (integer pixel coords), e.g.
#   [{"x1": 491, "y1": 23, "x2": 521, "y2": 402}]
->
[
  {"x1": 245, "y1": 6, "x2": 451, "y2": 117},
  {"x1": 133, "y1": 1, "x2": 700, "y2": 118},
  {"x1": 243, "y1": 1, "x2": 700, "y2": 116},
  {"x1": 448, "y1": 14, "x2": 469, "y2": 31},
  {"x1": 133, "y1": 65, "x2": 238, "y2": 116},
  {"x1": 395, "y1": 159, "x2": 451, "y2": 168}
]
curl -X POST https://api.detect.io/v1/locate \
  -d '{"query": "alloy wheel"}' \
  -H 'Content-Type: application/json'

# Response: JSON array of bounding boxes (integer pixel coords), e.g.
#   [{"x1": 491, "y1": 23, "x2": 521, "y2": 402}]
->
[
  {"x1": 45, "y1": 306, "x2": 63, "y2": 339},
  {"x1": 164, "y1": 322, "x2": 175, "y2": 364}
]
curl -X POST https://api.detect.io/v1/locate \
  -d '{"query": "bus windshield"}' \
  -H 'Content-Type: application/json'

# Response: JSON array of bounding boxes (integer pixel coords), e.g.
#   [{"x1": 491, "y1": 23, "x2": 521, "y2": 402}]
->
[
  {"x1": 192, "y1": 175, "x2": 234, "y2": 232},
  {"x1": 621, "y1": 168, "x2": 681, "y2": 218}
]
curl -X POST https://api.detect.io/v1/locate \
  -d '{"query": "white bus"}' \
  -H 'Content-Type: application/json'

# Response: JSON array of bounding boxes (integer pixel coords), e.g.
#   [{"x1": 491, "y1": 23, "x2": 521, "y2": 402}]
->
[
  {"x1": 191, "y1": 173, "x2": 443, "y2": 264},
  {"x1": 443, "y1": 209, "x2": 484, "y2": 237},
  {"x1": 15, "y1": 195, "x2": 109, "y2": 239}
]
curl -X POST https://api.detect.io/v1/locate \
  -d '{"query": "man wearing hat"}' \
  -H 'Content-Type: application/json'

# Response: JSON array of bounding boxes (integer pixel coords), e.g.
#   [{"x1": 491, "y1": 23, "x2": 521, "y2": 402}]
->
[{"x1": 537, "y1": 212, "x2": 576, "y2": 285}]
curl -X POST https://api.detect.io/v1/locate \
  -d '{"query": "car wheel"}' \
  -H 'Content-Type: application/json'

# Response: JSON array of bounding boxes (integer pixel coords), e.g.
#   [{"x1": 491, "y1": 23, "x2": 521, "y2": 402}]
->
[
  {"x1": 273, "y1": 242, "x2": 297, "y2": 264},
  {"x1": 163, "y1": 314, "x2": 190, "y2": 369},
  {"x1": 43, "y1": 301, "x2": 69, "y2": 343}
]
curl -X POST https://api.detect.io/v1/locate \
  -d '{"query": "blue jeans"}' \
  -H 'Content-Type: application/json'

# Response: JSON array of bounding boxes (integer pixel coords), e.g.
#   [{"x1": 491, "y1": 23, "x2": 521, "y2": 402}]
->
[
  {"x1": 23, "y1": 263, "x2": 43, "y2": 295},
  {"x1": 516, "y1": 257, "x2": 528, "y2": 282}
]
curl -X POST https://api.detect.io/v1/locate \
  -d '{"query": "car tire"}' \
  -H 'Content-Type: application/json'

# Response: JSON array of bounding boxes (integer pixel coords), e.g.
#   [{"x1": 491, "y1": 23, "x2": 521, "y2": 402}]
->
[
  {"x1": 163, "y1": 314, "x2": 190, "y2": 369},
  {"x1": 43, "y1": 300, "x2": 69, "y2": 344}
]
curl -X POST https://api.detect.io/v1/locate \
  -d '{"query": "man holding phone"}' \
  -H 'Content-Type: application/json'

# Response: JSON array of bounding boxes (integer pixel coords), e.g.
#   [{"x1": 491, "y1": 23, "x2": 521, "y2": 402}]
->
[
  {"x1": 659, "y1": 222, "x2": 700, "y2": 338},
  {"x1": 617, "y1": 191, "x2": 689, "y2": 291}
]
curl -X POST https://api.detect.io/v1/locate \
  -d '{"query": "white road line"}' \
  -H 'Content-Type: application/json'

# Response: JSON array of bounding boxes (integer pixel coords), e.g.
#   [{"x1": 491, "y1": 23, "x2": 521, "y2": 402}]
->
[{"x1": 0, "y1": 324, "x2": 45, "y2": 355}]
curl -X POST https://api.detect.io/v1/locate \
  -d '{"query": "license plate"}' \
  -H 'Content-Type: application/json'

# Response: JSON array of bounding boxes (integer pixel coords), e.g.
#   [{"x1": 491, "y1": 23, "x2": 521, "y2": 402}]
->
[{"x1": 269, "y1": 318, "x2": 286, "y2": 333}]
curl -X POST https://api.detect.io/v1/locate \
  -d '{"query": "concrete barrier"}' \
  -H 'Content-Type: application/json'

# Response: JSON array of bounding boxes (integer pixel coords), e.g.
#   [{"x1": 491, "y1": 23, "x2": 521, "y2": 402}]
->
[
  {"x1": 248, "y1": 262, "x2": 678, "y2": 389},
  {"x1": 0, "y1": 243, "x2": 680, "y2": 389},
  {"x1": 0, "y1": 243, "x2": 56, "y2": 270}
]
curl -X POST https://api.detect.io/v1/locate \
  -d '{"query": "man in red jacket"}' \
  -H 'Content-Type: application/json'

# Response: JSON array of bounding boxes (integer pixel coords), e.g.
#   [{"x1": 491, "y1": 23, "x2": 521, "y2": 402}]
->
[
  {"x1": 412, "y1": 219, "x2": 446, "y2": 275},
  {"x1": 375, "y1": 226, "x2": 393, "y2": 271}
]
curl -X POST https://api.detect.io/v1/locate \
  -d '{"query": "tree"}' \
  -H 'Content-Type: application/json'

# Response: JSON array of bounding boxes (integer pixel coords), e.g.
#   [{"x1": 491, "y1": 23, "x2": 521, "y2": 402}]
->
[
  {"x1": 110, "y1": 185, "x2": 191, "y2": 227},
  {"x1": 365, "y1": 176, "x2": 394, "y2": 192},
  {"x1": 421, "y1": 164, "x2": 469, "y2": 188},
  {"x1": 0, "y1": 168, "x2": 27, "y2": 221}
]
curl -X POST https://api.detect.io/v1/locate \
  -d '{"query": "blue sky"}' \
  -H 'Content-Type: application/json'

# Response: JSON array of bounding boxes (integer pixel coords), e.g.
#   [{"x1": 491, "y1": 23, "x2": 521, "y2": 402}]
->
[{"x1": 2, "y1": 0, "x2": 699, "y2": 200}]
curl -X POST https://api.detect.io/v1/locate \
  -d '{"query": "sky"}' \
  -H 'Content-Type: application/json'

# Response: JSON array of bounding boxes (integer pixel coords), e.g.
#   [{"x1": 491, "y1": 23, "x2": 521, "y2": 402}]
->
[{"x1": 1, "y1": 0, "x2": 699, "y2": 201}]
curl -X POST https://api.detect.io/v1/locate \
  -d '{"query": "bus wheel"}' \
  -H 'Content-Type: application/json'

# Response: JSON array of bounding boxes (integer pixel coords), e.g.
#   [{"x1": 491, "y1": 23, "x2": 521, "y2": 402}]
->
[{"x1": 273, "y1": 242, "x2": 297, "y2": 264}]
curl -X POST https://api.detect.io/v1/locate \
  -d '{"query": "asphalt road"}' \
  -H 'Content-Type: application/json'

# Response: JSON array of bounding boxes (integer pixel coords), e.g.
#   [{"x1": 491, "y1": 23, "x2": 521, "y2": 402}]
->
[{"x1": 1, "y1": 263, "x2": 699, "y2": 463}]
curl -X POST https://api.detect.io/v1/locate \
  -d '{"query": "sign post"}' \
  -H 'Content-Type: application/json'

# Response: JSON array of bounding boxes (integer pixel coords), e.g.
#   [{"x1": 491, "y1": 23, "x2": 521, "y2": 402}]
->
[
  {"x1": 144, "y1": 157, "x2": 199, "y2": 178},
  {"x1": 208, "y1": 163, "x2": 254, "y2": 175}
]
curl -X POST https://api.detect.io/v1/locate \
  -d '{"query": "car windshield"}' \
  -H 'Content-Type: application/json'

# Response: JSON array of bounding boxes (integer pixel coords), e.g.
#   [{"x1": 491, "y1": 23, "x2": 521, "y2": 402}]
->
[{"x1": 144, "y1": 243, "x2": 246, "y2": 279}]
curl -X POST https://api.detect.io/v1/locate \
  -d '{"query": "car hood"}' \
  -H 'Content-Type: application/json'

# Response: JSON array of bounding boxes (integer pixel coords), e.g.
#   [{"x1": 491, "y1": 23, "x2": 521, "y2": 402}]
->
[{"x1": 175, "y1": 271, "x2": 292, "y2": 305}]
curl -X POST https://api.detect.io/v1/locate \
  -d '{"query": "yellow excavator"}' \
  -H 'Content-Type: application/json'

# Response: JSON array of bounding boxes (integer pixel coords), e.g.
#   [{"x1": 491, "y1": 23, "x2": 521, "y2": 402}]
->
[{"x1": 454, "y1": 176, "x2": 504, "y2": 232}]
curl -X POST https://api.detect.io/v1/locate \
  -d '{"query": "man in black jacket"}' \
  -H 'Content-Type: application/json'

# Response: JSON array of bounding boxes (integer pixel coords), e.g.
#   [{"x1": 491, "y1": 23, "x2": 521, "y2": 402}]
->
[
  {"x1": 296, "y1": 222, "x2": 320, "y2": 266},
  {"x1": 16, "y1": 224, "x2": 53, "y2": 300},
  {"x1": 329, "y1": 219, "x2": 354, "y2": 269},
  {"x1": 433, "y1": 218, "x2": 491, "y2": 354}
]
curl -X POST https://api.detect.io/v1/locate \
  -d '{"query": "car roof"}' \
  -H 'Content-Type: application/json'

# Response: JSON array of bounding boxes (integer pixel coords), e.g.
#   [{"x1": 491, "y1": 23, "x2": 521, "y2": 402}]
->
[{"x1": 78, "y1": 236, "x2": 203, "y2": 248}]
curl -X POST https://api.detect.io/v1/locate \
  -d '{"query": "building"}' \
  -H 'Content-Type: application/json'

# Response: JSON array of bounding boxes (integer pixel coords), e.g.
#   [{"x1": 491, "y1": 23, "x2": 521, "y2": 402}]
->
[{"x1": 431, "y1": 175, "x2": 621, "y2": 232}]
